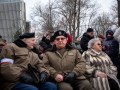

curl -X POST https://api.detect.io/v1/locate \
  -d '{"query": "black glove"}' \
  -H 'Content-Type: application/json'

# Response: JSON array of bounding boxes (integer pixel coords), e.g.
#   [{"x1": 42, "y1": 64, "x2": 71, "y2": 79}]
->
[
  {"x1": 64, "y1": 72, "x2": 76, "y2": 84},
  {"x1": 19, "y1": 72, "x2": 34, "y2": 84},
  {"x1": 39, "y1": 72, "x2": 48, "y2": 83}
]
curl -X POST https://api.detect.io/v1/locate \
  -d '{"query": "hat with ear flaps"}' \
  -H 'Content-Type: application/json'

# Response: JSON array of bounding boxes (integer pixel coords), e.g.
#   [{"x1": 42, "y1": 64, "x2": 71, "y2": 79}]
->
[
  {"x1": 106, "y1": 30, "x2": 114, "y2": 36},
  {"x1": 19, "y1": 32, "x2": 35, "y2": 39},
  {"x1": 53, "y1": 30, "x2": 67, "y2": 40}
]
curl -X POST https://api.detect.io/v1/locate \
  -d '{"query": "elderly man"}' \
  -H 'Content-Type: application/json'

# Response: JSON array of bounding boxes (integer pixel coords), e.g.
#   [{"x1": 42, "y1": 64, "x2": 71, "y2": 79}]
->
[
  {"x1": 0, "y1": 32, "x2": 57, "y2": 90},
  {"x1": 43, "y1": 30, "x2": 92, "y2": 90}
]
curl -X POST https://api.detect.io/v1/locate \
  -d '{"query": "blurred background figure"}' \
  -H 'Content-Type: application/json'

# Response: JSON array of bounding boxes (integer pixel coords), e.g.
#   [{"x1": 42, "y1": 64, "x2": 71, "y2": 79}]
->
[
  {"x1": 98, "y1": 34, "x2": 105, "y2": 42},
  {"x1": 102, "y1": 29, "x2": 120, "y2": 80},
  {"x1": 41, "y1": 31, "x2": 55, "y2": 51},
  {"x1": 80, "y1": 28, "x2": 94, "y2": 52},
  {"x1": 66, "y1": 33, "x2": 72, "y2": 45},
  {"x1": 114, "y1": 27, "x2": 120, "y2": 42},
  {"x1": 0, "y1": 38, "x2": 5, "y2": 53},
  {"x1": 72, "y1": 36, "x2": 83, "y2": 53},
  {"x1": 0, "y1": 35, "x2": 6, "y2": 53}
]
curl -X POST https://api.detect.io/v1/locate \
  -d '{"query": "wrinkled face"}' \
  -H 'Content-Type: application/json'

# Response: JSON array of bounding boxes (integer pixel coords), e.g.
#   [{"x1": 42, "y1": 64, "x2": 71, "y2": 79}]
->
[
  {"x1": 92, "y1": 40, "x2": 102, "y2": 52},
  {"x1": 54, "y1": 36, "x2": 67, "y2": 49},
  {"x1": 23, "y1": 38, "x2": 35, "y2": 49}
]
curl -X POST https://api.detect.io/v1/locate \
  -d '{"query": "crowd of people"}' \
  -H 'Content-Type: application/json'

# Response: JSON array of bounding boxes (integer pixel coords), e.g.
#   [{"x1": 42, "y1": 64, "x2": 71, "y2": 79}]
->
[{"x1": 0, "y1": 27, "x2": 120, "y2": 90}]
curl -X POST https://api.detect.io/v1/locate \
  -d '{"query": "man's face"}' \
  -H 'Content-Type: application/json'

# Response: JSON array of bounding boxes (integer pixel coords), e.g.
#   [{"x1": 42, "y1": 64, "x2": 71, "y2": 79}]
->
[
  {"x1": 23, "y1": 38, "x2": 35, "y2": 49},
  {"x1": 87, "y1": 32, "x2": 94, "y2": 37},
  {"x1": 54, "y1": 36, "x2": 67, "y2": 49}
]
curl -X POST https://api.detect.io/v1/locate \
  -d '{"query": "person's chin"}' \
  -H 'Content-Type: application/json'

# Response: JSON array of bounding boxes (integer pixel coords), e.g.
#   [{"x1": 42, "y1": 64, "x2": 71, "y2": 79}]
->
[{"x1": 29, "y1": 46, "x2": 34, "y2": 49}]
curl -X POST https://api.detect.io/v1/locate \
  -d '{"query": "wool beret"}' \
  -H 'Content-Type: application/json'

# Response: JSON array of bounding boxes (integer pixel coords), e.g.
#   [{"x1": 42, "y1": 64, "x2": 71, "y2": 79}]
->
[
  {"x1": 53, "y1": 30, "x2": 67, "y2": 39},
  {"x1": 87, "y1": 28, "x2": 93, "y2": 32},
  {"x1": 19, "y1": 32, "x2": 35, "y2": 39}
]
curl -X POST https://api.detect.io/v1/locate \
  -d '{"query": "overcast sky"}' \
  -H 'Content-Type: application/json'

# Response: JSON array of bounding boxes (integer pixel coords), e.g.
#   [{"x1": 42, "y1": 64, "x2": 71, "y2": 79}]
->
[{"x1": 24, "y1": 0, "x2": 114, "y2": 21}]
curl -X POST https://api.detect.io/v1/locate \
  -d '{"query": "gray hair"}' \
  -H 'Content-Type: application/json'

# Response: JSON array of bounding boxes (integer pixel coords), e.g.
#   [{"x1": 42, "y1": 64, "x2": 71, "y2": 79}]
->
[{"x1": 88, "y1": 38, "x2": 100, "y2": 49}]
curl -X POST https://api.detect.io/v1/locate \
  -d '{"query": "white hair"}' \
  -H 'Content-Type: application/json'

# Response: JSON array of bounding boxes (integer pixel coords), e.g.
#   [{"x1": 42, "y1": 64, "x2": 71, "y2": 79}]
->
[{"x1": 88, "y1": 38, "x2": 100, "y2": 49}]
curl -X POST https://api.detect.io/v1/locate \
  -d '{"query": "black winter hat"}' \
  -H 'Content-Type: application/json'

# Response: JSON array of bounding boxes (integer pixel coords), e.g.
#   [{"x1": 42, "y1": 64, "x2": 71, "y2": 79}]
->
[
  {"x1": 53, "y1": 30, "x2": 67, "y2": 39},
  {"x1": 19, "y1": 32, "x2": 35, "y2": 39},
  {"x1": 87, "y1": 28, "x2": 94, "y2": 32}
]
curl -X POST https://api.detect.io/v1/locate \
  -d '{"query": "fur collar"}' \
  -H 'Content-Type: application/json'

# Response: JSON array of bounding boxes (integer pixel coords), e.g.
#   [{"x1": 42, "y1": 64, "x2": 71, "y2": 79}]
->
[
  {"x1": 86, "y1": 49, "x2": 105, "y2": 57},
  {"x1": 13, "y1": 39, "x2": 27, "y2": 47}
]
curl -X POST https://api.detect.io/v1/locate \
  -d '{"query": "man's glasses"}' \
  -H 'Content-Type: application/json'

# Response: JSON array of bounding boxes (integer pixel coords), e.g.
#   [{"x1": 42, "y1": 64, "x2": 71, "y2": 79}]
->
[{"x1": 55, "y1": 38, "x2": 66, "y2": 41}]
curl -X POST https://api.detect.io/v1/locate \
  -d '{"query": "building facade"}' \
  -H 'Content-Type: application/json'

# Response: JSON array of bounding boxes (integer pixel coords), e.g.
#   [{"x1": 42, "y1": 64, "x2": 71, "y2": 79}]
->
[{"x1": 0, "y1": 0, "x2": 26, "y2": 42}]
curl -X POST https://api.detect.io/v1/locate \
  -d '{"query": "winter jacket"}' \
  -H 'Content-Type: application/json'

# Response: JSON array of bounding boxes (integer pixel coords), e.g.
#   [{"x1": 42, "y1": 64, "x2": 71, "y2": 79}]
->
[
  {"x1": 43, "y1": 44, "x2": 86, "y2": 80},
  {"x1": 103, "y1": 30, "x2": 119, "y2": 58},
  {"x1": 0, "y1": 39, "x2": 49, "y2": 90},
  {"x1": 80, "y1": 33, "x2": 94, "y2": 52}
]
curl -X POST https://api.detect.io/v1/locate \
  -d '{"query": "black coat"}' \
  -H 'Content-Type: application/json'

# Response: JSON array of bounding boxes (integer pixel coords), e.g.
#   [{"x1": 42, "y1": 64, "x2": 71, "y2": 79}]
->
[{"x1": 80, "y1": 33, "x2": 94, "y2": 52}]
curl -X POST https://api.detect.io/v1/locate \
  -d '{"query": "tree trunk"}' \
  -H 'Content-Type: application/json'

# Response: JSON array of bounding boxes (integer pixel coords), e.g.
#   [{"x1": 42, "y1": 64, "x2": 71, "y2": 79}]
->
[
  {"x1": 72, "y1": 0, "x2": 77, "y2": 41},
  {"x1": 77, "y1": 0, "x2": 81, "y2": 37},
  {"x1": 117, "y1": 0, "x2": 120, "y2": 26}
]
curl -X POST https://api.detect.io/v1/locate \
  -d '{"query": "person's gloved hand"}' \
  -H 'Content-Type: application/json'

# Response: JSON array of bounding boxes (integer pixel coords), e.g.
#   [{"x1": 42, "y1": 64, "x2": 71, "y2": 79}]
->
[
  {"x1": 39, "y1": 71, "x2": 48, "y2": 83},
  {"x1": 19, "y1": 72, "x2": 34, "y2": 84},
  {"x1": 64, "y1": 72, "x2": 76, "y2": 84}
]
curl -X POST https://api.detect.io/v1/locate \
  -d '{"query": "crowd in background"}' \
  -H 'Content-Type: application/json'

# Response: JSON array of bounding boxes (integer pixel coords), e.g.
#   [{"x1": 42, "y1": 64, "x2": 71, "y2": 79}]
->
[{"x1": 0, "y1": 27, "x2": 120, "y2": 90}]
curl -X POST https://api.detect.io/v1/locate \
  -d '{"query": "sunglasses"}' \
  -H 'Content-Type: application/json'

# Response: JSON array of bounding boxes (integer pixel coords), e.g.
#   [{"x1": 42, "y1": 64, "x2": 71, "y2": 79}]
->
[{"x1": 55, "y1": 38, "x2": 66, "y2": 41}]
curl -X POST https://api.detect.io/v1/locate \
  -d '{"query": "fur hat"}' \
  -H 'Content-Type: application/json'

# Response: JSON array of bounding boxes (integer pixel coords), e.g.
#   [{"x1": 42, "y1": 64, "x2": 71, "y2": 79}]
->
[
  {"x1": 19, "y1": 32, "x2": 35, "y2": 39},
  {"x1": 53, "y1": 30, "x2": 67, "y2": 39}
]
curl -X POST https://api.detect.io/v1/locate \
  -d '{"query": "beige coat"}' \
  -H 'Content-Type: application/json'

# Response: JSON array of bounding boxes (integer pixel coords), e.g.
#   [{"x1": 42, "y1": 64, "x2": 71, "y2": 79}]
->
[
  {"x1": 43, "y1": 45, "x2": 86, "y2": 80},
  {"x1": 0, "y1": 43, "x2": 49, "y2": 90}
]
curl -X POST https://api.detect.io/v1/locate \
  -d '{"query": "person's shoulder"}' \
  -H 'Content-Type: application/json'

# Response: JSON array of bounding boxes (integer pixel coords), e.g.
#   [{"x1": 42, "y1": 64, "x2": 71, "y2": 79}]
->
[{"x1": 3, "y1": 43, "x2": 14, "y2": 48}]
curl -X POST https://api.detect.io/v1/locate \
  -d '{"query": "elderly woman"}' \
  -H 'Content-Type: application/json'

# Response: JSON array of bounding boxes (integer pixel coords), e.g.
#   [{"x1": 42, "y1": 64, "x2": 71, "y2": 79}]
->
[{"x1": 82, "y1": 38, "x2": 120, "y2": 90}]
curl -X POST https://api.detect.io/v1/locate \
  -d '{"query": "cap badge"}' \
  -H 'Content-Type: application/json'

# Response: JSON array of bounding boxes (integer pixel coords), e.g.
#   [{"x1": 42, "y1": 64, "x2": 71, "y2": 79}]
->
[{"x1": 59, "y1": 31, "x2": 62, "y2": 35}]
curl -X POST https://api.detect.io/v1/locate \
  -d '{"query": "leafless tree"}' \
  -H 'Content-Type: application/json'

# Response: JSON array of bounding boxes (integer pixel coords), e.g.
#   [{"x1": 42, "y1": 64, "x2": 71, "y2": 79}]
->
[
  {"x1": 56, "y1": 0, "x2": 98, "y2": 40},
  {"x1": 110, "y1": 0, "x2": 120, "y2": 26},
  {"x1": 91, "y1": 13, "x2": 113, "y2": 36},
  {"x1": 30, "y1": 0, "x2": 98, "y2": 40},
  {"x1": 30, "y1": 0, "x2": 59, "y2": 32},
  {"x1": 110, "y1": 1, "x2": 118, "y2": 26}
]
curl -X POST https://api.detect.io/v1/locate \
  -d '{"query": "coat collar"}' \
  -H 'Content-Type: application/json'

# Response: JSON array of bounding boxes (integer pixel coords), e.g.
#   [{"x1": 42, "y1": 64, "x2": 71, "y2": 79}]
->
[
  {"x1": 45, "y1": 44, "x2": 75, "y2": 52},
  {"x1": 13, "y1": 39, "x2": 27, "y2": 47},
  {"x1": 86, "y1": 49, "x2": 104, "y2": 57}
]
